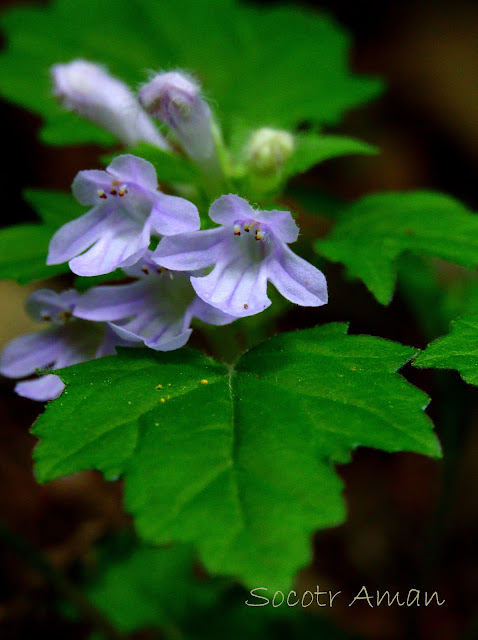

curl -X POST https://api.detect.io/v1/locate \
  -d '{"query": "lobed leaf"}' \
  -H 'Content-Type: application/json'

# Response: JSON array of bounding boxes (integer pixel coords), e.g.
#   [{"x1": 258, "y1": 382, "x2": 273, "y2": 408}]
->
[
  {"x1": 316, "y1": 191, "x2": 478, "y2": 305},
  {"x1": 414, "y1": 314, "x2": 478, "y2": 386},
  {"x1": 32, "y1": 324, "x2": 439, "y2": 588}
]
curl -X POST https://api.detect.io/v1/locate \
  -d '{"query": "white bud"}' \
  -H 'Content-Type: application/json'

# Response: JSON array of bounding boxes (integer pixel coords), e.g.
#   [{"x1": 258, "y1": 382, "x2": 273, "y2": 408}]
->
[
  {"x1": 52, "y1": 60, "x2": 168, "y2": 149},
  {"x1": 247, "y1": 128, "x2": 295, "y2": 174},
  {"x1": 139, "y1": 71, "x2": 218, "y2": 168}
]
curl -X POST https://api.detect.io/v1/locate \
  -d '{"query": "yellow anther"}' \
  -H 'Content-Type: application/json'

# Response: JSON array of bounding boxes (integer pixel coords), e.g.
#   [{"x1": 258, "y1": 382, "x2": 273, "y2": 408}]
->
[
  {"x1": 155, "y1": 384, "x2": 163, "y2": 389},
  {"x1": 200, "y1": 379, "x2": 208, "y2": 385},
  {"x1": 160, "y1": 397, "x2": 166, "y2": 403}
]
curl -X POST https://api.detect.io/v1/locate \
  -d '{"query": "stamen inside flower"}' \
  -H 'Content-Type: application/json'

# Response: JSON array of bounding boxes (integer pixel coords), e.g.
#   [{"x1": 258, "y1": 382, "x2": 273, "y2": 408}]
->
[
  {"x1": 59, "y1": 310, "x2": 73, "y2": 322},
  {"x1": 97, "y1": 189, "x2": 107, "y2": 199},
  {"x1": 233, "y1": 224, "x2": 241, "y2": 236}
]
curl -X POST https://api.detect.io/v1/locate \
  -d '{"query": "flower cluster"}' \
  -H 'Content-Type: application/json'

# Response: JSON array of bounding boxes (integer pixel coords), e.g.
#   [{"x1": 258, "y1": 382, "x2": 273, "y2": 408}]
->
[{"x1": 0, "y1": 63, "x2": 327, "y2": 401}]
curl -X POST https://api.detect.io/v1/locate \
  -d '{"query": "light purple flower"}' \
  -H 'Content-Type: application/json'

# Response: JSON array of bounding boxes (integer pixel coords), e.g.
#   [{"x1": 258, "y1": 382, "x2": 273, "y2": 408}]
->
[
  {"x1": 153, "y1": 194, "x2": 328, "y2": 318},
  {"x1": 138, "y1": 72, "x2": 221, "y2": 174},
  {"x1": 47, "y1": 154, "x2": 200, "y2": 277},
  {"x1": 52, "y1": 60, "x2": 169, "y2": 149},
  {"x1": 74, "y1": 252, "x2": 235, "y2": 352},
  {"x1": 0, "y1": 289, "x2": 121, "y2": 401}
]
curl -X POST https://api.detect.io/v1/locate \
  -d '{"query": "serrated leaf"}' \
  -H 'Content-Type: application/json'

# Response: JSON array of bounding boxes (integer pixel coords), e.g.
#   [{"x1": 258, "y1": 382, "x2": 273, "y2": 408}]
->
[
  {"x1": 32, "y1": 324, "x2": 439, "y2": 588},
  {"x1": 0, "y1": 0, "x2": 383, "y2": 147},
  {"x1": 86, "y1": 543, "x2": 217, "y2": 634},
  {"x1": 316, "y1": 191, "x2": 478, "y2": 305},
  {"x1": 0, "y1": 189, "x2": 81, "y2": 283},
  {"x1": 284, "y1": 134, "x2": 378, "y2": 179},
  {"x1": 414, "y1": 314, "x2": 478, "y2": 385}
]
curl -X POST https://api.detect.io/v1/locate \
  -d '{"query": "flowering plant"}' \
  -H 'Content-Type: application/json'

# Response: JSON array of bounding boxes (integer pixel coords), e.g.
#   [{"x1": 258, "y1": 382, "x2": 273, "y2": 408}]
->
[{"x1": 0, "y1": 0, "x2": 476, "y2": 638}]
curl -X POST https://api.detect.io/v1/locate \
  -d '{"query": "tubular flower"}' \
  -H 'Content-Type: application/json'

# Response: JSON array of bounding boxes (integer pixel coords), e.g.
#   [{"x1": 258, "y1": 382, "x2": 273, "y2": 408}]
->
[
  {"x1": 153, "y1": 194, "x2": 328, "y2": 318},
  {"x1": 0, "y1": 289, "x2": 123, "y2": 401},
  {"x1": 52, "y1": 60, "x2": 168, "y2": 149},
  {"x1": 138, "y1": 71, "x2": 220, "y2": 172},
  {"x1": 74, "y1": 252, "x2": 235, "y2": 352},
  {"x1": 47, "y1": 155, "x2": 200, "y2": 277}
]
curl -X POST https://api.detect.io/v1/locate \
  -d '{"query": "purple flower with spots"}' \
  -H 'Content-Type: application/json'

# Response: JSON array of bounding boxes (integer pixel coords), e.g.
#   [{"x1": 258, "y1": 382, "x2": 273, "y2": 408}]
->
[
  {"x1": 47, "y1": 154, "x2": 200, "y2": 277},
  {"x1": 153, "y1": 194, "x2": 328, "y2": 318},
  {"x1": 74, "y1": 252, "x2": 235, "y2": 352},
  {"x1": 0, "y1": 289, "x2": 123, "y2": 402}
]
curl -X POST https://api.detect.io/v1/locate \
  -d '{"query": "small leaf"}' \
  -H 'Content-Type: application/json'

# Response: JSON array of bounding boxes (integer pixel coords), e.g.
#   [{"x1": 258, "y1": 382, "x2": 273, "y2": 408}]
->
[
  {"x1": 284, "y1": 134, "x2": 378, "y2": 179},
  {"x1": 414, "y1": 314, "x2": 478, "y2": 386},
  {"x1": 32, "y1": 325, "x2": 439, "y2": 588},
  {"x1": 316, "y1": 191, "x2": 478, "y2": 305}
]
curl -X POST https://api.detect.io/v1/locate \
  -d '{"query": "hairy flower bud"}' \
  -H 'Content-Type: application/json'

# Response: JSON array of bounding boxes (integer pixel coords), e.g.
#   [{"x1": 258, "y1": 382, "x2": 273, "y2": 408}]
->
[
  {"x1": 52, "y1": 60, "x2": 168, "y2": 148},
  {"x1": 139, "y1": 71, "x2": 220, "y2": 172},
  {"x1": 247, "y1": 128, "x2": 295, "y2": 174}
]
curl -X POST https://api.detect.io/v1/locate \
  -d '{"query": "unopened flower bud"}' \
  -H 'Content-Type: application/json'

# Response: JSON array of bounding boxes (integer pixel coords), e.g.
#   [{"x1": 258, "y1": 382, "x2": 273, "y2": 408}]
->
[
  {"x1": 52, "y1": 60, "x2": 168, "y2": 149},
  {"x1": 247, "y1": 128, "x2": 295, "y2": 174},
  {"x1": 139, "y1": 71, "x2": 219, "y2": 170}
]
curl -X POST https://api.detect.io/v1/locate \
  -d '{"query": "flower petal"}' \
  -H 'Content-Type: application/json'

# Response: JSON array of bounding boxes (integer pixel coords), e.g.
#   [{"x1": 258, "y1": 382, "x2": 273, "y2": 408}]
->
[
  {"x1": 209, "y1": 194, "x2": 256, "y2": 226},
  {"x1": 72, "y1": 170, "x2": 112, "y2": 205},
  {"x1": 149, "y1": 192, "x2": 200, "y2": 235},
  {"x1": 68, "y1": 220, "x2": 150, "y2": 276},
  {"x1": 107, "y1": 154, "x2": 158, "y2": 191},
  {"x1": 190, "y1": 297, "x2": 236, "y2": 326},
  {"x1": 153, "y1": 227, "x2": 225, "y2": 271},
  {"x1": 15, "y1": 374, "x2": 65, "y2": 402},
  {"x1": 0, "y1": 330, "x2": 62, "y2": 378},
  {"x1": 47, "y1": 207, "x2": 110, "y2": 266},
  {"x1": 254, "y1": 209, "x2": 299, "y2": 243},
  {"x1": 74, "y1": 281, "x2": 147, "y2": 321},
  {"x1": 25, "y1": 288, "x2": 80, "y2": 322},
  {"x1": 191, "y1": 244, "x2": 271, "y2": 317},
  {"x1": 267, "y1": 244, "x2": 328, "y2": 307}
]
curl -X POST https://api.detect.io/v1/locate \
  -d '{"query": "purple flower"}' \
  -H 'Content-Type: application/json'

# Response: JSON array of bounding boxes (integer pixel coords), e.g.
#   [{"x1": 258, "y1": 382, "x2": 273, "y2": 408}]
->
[
  {"x1": 153, "y1": 194, "x2": 328, "y2": 318},
  {"x1": 52, "y1": 60, "x2": 169, "y2": 149},
  {"x1": 74, "y1": 252, "x2": 235, "y2": 351},
  {"x1": 0, "y1": 289, "x2": 121, "y2": 401},
  {"x1": 47, "y1": 154, "x2": 200, "y2": 277},
  {"x1": 138, "y1": 72, "x2": 221, "y2": 176}
]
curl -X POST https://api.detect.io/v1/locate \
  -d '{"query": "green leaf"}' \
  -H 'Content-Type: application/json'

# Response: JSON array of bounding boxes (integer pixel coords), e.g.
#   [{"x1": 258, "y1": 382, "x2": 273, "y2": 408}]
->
[
  {"x1": 101, "y1": 143, "x2": 200, "y2": 184},
  {"x1": 86, "y1": 543, "x2": 217, "y2": 634},
  {"x1": 0, "y1": 189, "x2": 82, "y2": 284},
  {"x1": 23, "y1": 188, "x2": 84, "y2": 227},
  {"x1": 32, "y1": 324, "x2": 439, "y2": 588},
  {"x1": 0, "y1": 0, "x2": 383, "y2": 147},
  {"x1": 0, "y1": 224, "x2": 69, "y2": 283},
  {"x1": 316, "y1": 191, "x2": 478, "y2": 305},
  {"x1": 414, "y1": 314, "x2": 478, "y2": 386},
  {"x1": 284, "y1": 134, "x2": 378, "y2": 179}
]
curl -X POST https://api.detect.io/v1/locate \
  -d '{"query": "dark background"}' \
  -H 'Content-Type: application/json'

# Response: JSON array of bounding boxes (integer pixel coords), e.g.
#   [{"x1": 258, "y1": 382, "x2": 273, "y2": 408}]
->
[{"x1": 0, "y1": 0, "x2": 477, "y2": 638}]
